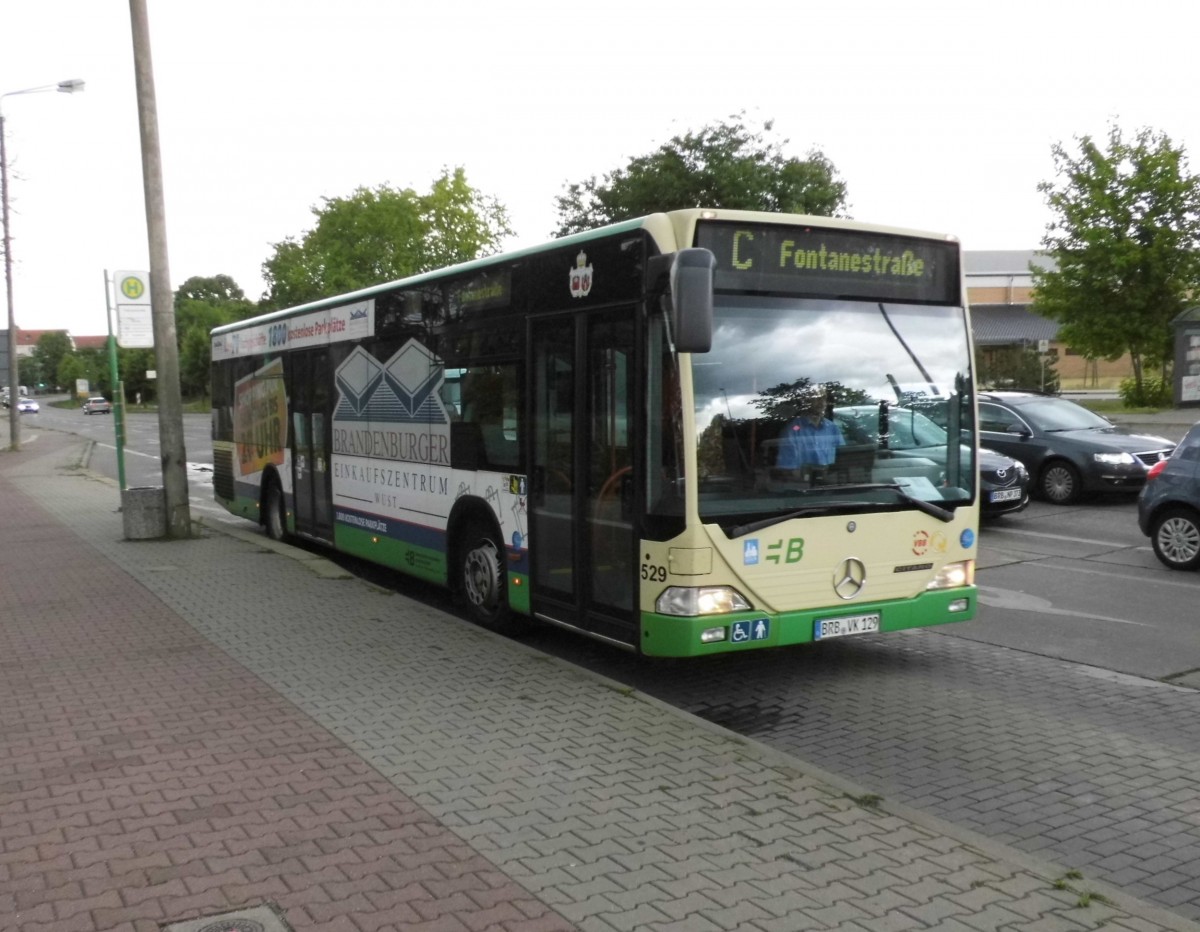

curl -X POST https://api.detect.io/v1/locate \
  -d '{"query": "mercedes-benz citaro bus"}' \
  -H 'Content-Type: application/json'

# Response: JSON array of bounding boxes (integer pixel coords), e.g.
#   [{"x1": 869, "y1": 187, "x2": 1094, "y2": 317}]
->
[{"x1": 211, "y1": 209, "x2": 978, "y2": 656}]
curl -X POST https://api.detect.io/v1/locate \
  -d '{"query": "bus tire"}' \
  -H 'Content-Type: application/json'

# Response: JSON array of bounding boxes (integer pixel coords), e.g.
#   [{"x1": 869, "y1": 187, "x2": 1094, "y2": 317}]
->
[
  {"x1": 456, "y1": 519, "x2": 518, "y2": 633},
  {"x1": 263, "y1": 477, "x2": 288, "y2": 541}
]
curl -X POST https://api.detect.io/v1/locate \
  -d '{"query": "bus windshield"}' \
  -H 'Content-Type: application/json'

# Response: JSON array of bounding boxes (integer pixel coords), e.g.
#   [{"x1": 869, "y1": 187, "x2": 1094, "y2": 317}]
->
[{"x1": 680, "y1": 294, "x2": 975, "y2": 528}]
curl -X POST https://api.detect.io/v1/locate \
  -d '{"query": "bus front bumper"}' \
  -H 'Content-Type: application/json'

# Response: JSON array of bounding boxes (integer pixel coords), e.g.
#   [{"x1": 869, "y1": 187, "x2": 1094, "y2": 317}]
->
[{"x1": 639, "y1": 587, "x2": 976, "y2": 657}]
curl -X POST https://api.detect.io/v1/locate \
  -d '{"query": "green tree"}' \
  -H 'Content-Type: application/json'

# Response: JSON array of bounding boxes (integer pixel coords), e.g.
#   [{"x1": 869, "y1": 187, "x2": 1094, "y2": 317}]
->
[
  {"x1": 173, "y1": 274, "x2": 255, "y2": 398},
  {"x1": 261, "y1": 167, "x2": 512, "y2": 309},
  {"x1": 976, "y1": 345, "x2": 1060, "y2": 394},
  {"x1": 1033, "y1": 125, "x2": 1200, "y2": 404},
  {"x1": 118, "y1": 348, "x2": 157, "y2": 404},
  {"x1": 56, "y1": 352, "x2": 100, "y2": 396},
  {"x1": 31, "y1": 331, "x2": 73, "y2": 390},
  {"x1": 553, "y1": 114, "x2": 848, "y2": 236}
]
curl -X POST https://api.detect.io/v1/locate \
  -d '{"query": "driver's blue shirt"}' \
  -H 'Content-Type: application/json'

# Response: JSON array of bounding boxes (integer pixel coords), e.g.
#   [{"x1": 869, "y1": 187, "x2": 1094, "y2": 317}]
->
[{"x1": 776, "y1": 417, "x2": 844, "y2": 468}]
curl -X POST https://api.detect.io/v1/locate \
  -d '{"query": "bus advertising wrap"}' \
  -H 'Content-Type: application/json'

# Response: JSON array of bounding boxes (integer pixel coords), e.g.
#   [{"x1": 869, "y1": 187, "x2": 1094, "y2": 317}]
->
[
  {"x1": 234, "y1": 358, "x2": 288, "y2": 478},
  {"x1": 212, "y1": 299, "x2": 374, "y2": 361},
  {"x1": 696, "y1": 222, "x2": 960, "y2": 304}
]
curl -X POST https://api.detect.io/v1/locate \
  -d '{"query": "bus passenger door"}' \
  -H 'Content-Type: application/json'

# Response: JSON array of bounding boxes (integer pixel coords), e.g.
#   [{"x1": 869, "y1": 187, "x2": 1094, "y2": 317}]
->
[
  {"x1": 530, "y1": 308, "x2": 637, "y2": 647},
  {"x1": 290, "y1": 349, "x2": 333, "y2": 542}
]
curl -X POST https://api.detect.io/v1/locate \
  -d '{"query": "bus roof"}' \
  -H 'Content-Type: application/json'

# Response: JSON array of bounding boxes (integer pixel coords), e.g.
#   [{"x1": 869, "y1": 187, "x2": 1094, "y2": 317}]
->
[{"x1": 212, "y1": 208, "x2": 959, "y2": 335}]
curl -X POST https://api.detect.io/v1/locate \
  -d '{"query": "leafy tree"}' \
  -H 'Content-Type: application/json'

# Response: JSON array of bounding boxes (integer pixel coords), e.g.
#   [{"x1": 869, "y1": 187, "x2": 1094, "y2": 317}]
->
[
  {"x1": 750, "y1": 378, "x2": 868, "y2": 421},
  {"x1": 976, "y1": 345, "x2": 1060, "y2": 394},
  {"x1": 261, "y1": 167, "x2": 512, "y2": 309},
  {"x1": 118, "y1": 348, "x2": 157, "y2": 404},
  {"x1": 1033, "y1": 125, "x2": 1200, "y2": 403},
  {"x1": 553, "y1": 114, "x2": 848, "y2": 236},
  {"x1": 57, "y1": 351, "x2": 102, "y2": 396},
  {"x1": 31, "y1": 332, "x2": 73, "y2": 389},
  {"x1": 173, "y1": 274, "x2": 255, "y2": 398}
]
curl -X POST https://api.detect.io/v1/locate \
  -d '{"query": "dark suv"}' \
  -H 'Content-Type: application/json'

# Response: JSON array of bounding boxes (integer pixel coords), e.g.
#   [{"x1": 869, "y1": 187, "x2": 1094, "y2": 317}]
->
[
  {"x1": 1138, "y1": 420, "x2": 1200, "y2": 570},
  {"x1": 977, "y1": 392, "x2": 1175, "y2": 504}
]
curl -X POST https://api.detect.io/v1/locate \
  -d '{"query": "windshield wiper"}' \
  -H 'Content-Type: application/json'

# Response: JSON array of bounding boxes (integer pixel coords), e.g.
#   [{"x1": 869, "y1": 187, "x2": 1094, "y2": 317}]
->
[{"x1": 728, "y1": 483, "x2": 956, "y2": 538}]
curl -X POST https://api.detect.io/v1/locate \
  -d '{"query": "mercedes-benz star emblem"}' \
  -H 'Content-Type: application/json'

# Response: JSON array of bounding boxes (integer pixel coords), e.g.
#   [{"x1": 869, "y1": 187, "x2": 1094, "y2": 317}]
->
[{"x1": 833, "y1": 558, "x2": 867, "y2": 600}]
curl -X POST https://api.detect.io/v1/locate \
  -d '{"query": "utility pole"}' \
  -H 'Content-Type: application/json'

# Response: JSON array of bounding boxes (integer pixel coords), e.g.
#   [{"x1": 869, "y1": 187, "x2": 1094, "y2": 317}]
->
[
  {"x1": 128, "y1": 0, "x2": 190, "y2": 537},
  {"x1": 2, "y1": 79, "x2": 85, "y2": 451}
]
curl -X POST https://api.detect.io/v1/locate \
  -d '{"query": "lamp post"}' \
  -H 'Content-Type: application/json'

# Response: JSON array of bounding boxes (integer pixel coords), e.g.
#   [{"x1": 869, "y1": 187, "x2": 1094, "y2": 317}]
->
[{"x1": 2, "y1": 78, "x2": 85, "y2": 452}]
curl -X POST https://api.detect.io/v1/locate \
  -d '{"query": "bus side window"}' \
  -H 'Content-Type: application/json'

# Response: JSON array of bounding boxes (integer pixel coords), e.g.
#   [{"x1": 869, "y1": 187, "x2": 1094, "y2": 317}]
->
[{"x1": 457, "y1": 363, "x2": 521, "y2": 470}]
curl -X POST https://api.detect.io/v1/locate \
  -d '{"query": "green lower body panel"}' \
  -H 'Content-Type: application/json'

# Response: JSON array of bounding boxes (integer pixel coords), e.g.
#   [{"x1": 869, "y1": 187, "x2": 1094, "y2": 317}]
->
[
  {"x1": 335, "y1": 523, "x2": 447, "y2": 585},
  {"x1": 217, "y1": 493, "x2": 262, "y2": 525},
  {"x1": 639, "y1": 586, "x2": 976, "y2": 657}
]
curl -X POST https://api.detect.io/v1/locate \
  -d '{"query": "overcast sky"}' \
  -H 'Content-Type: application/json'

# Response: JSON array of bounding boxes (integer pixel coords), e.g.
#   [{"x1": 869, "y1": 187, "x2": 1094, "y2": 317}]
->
[{"x1": 3, "y1": 0, "x2": 1198, "y2": 338}]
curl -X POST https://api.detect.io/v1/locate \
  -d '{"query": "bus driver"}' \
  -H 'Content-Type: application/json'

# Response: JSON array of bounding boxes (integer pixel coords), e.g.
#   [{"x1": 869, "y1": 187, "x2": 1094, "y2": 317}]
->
[{"x1": 775, "y1": 388, "x2": 844, "y2": 477}]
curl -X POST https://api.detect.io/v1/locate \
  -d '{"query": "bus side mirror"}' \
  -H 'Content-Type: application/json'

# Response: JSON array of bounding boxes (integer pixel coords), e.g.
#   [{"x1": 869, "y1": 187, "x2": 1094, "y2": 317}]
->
[{"x1": 670, "y1": 248, "x2": 715, "y2": 353}]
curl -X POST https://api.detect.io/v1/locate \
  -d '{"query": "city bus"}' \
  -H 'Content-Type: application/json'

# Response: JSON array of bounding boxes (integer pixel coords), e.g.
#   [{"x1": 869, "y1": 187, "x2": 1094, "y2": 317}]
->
[{"x1": 211, "y1": 209, "x2": 978, "y2": 656}]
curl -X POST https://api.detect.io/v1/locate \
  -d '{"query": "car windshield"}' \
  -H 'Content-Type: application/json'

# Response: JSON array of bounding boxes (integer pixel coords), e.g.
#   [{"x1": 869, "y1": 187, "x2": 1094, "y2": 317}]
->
[
  {"x1": 652, "y1": 294, "x2": 976, "y2": 528},
  {"x1": 1017, "y1": 398, "x2": 1111, "y2": 431}
]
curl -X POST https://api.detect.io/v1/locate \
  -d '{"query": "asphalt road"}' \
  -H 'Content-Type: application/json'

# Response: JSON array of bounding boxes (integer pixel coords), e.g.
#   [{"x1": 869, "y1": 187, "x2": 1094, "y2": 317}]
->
[{"x1": 15, "y1": 397, "x2": 234, "y2": 527}]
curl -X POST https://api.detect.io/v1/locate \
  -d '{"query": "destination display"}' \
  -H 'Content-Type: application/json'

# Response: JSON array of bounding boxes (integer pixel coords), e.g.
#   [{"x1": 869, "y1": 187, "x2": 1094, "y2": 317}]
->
[{"x1": 695, "y1": 221, "x2": 960, "y2": 304}]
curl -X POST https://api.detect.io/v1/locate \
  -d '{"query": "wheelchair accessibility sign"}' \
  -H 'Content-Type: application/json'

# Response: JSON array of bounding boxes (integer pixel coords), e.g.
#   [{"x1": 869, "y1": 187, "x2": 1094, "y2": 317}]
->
[{"x1": 731, "y1": 618, "x2": 770, "y2": 644}]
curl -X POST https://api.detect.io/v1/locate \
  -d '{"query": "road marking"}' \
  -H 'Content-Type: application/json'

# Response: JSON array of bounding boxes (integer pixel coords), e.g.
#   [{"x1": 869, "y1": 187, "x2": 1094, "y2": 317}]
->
[
  {"x1": 986, "y1": 526, "x2": 1129, "y2": 548},
  {"x1": 977, "y1": 585, "x2": 1149, "y2": 626},
  {"x1": 1002, "y1": 556, "x2": 1200, "y2": 591},
  {"x1": 95, "y1": 442, "x2": 157, "y2": 459}
]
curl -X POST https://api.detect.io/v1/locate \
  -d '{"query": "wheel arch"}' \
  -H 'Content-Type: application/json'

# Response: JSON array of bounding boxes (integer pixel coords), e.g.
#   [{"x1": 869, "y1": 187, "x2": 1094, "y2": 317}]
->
[
  {"x1": 259, "y1": 465, "x2": 285, "y2": 526},
  {"x1": 447, "y1": 495, "x2": 505, "y2": 577}
]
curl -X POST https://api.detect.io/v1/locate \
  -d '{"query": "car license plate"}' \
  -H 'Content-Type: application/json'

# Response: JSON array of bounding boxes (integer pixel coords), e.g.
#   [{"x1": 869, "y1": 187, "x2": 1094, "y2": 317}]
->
[
  {"x1": 814, "y1": 613, "x2": 881, "y2": 640},
  {"x1": 989, "y1": 488, "x2": 1023, "y2": 503}
]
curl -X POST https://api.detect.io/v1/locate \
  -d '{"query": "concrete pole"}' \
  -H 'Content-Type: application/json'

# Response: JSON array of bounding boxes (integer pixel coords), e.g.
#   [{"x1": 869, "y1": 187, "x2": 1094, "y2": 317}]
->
[
  {"x1": 128, "y1": 0, "x2": 190, "y2": 537},
  {"x1": 1, "y1": 112, "x2": 20, "y2": 451}
]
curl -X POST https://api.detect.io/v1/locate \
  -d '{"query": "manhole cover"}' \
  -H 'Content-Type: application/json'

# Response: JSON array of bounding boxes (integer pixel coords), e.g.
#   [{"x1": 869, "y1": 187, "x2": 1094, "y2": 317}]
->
[{"x1": 162, "y1": 904, "x2": 292, "y2": 932}]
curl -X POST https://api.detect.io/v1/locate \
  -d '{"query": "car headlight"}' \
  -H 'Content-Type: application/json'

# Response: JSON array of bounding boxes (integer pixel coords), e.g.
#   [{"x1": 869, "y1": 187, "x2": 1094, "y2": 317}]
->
[
  {"x1": 1093, "y1": 452, "x2": 1137, "y2": 466},
  {"x1": 655, "y1": 586, "x2": 752, "y2": 616}
]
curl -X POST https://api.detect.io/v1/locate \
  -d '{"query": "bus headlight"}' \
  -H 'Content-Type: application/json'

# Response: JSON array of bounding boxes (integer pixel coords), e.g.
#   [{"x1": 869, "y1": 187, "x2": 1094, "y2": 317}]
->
[
  {"x1": 926, "y1": 560, "x2": 974, "y2": 590},
  {"x1": 655, "y1": 586, "x2": 752, "y2": 616}
]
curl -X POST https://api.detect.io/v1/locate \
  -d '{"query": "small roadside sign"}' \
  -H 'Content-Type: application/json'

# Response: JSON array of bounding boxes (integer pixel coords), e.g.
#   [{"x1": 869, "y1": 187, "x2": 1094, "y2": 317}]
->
[{"x1": 114, "y1": 270, "x2": 154, "y2": 348}]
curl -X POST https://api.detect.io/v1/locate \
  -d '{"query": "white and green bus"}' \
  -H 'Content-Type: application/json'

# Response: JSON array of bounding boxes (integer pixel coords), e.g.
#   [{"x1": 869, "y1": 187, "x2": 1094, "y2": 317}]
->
[{"x1": 211, "y1": 209, "x2": 978, "y2": 656}]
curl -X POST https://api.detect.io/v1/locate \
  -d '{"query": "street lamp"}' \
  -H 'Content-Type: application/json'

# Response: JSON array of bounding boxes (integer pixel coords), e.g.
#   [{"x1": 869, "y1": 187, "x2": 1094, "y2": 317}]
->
[{"x1": 2, "y1": 78, "x2": 85, "y2": 451}]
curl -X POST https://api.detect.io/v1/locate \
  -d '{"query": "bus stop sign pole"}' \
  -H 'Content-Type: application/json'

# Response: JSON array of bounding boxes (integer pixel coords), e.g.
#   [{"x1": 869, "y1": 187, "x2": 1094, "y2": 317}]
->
[{"x1": 104, "y1": 269, "x2": 127, "y2": 490}]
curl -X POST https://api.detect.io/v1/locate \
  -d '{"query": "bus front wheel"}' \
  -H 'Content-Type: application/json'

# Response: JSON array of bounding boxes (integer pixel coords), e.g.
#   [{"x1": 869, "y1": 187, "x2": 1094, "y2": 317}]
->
[
  {"x1": 263, "y1": 478, "x2": 288, "y2": 541},
  {"x1": 457, "y1": 520, "x2": 516, "y2": 632}
]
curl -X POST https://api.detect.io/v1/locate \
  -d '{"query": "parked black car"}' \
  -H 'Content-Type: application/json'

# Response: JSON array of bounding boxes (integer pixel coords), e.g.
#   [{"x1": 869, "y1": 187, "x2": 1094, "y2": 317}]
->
[
  {"x1": 979, "y1": 447, "x2": 1030, "y2": 517},
  {"x1": 832, "y1": 404, "x2": 1030, "y2": 517},
  {"x1": 978, "y1": 392, "x2": 1175, "y2": 504},
  {"x1": 1137, "y1": 421, "x2": 1200, "y2": 570}
]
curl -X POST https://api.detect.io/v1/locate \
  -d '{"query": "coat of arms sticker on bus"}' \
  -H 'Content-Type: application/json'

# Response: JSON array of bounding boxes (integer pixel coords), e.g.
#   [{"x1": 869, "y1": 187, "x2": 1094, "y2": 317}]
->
[{"x1": 569, "y1": 251, "x2": 593, "y2": 298}]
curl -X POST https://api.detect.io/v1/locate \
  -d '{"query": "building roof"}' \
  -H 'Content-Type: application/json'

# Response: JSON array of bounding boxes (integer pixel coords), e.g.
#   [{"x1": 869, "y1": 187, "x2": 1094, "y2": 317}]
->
[
  {"x1": 964, "y1": 251, "x2": 1055, "y2": 275},
  {"x1": 971, "y1": 303, "x2": 1060, "y2": 346},
  {"x1": 16, "y1": 328, "x2": 70, "y2": 349},
  {"x1": 72, "y1": 335, "x2": 108, "y2": 350}
]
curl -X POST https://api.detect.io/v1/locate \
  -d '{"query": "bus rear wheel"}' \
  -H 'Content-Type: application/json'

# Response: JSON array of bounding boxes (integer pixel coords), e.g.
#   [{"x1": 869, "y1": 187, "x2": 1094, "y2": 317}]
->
[
  {"x1": 457, "y1": 520, "x2": 517, "y2": 632},
  {"x1": 263, "y1": 478, "x2": 288, "y2": 541}
]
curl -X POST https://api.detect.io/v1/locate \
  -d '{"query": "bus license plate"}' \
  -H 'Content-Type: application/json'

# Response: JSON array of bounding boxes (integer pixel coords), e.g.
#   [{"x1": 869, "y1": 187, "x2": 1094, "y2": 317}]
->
[
  {"x1": 990, "y1": 489, "x2": 1023, "y2": 503},
  {"x1": 814, "y1": 613, "x2": 881, "y2": 640}
]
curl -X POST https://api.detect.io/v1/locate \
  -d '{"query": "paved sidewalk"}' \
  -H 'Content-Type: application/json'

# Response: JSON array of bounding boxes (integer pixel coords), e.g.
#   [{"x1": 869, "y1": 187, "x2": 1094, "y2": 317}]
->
[{"x1": 2, "y1": 427, "x2": 1198, "y2": 932}]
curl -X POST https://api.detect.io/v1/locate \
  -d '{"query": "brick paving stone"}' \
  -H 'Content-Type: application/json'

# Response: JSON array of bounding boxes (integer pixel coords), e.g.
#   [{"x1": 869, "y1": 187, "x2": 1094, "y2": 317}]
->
[{"x1": 2, "y1": 428, "x2": 1200, "y2": 932}]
